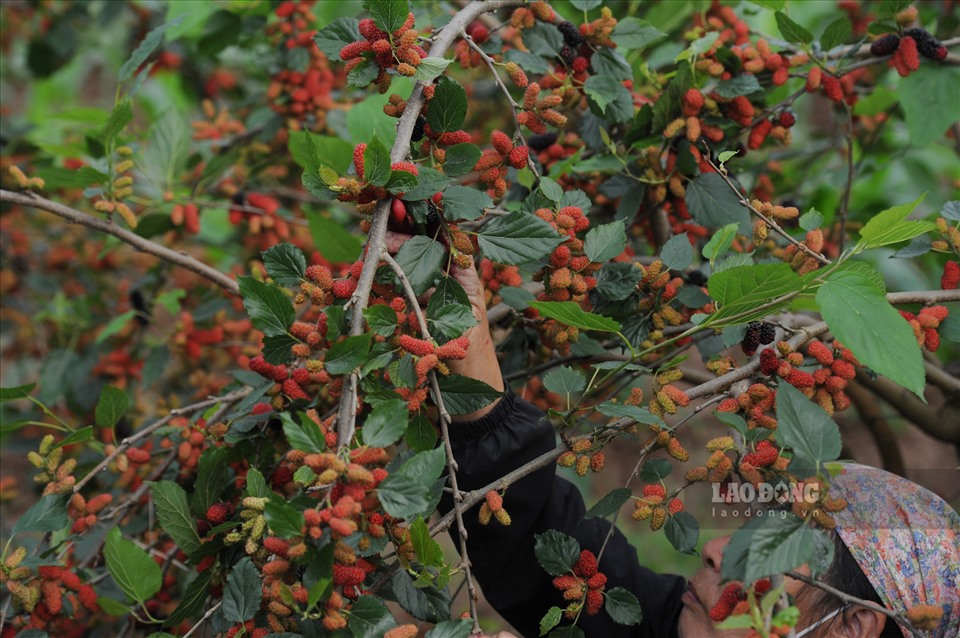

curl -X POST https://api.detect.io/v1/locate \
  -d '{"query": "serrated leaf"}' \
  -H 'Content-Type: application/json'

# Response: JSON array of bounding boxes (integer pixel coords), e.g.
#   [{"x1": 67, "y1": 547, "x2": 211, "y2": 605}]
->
[
  {"x1": 425, "y1": 620, "x2": 472, "y2": 638},
  {"x1": 313, "y1": 17, "x2": 361, "y2": 58},
  {"x1": 702, "y1": 223, "x2": 739, "y2": 264},
  {"x1": 262, "y1": 334, "x2": 296, "y2": 365},
  {"x1": 661, "y1": 233, "x2": 693, "y2": 271},
  {"x1": 539, "y1": 176, "x2": 564, "y2": 203},
  {"x1": 151, "y1": 481, "x2": 201, "y2": 556},
  {"x1": 405, "y1": 415, "x2": 437, "y2": 452},
  {"x1": 442, "y1": 143, "x2": 482, "y2": 177},
  {"x1": 264, "y1": 497, "x2": 305, "y2": 538},
  {"x1": 324, "y1": 334, "x2": 373, "y2": 376},
  {"x1": 610, "y1": 17, "x2": 664, "y2": 50},
  {"x1": 96, "y1": 386, "x2": 129, "y2": 428},
  {"x1": 540, "y1": 607, "x2": 563, "y2": 636},
  {"x1": 528, "y1": 301, "x2": 620, "y2": 332},
  {"x1": 605, "y1": 587, "x2": 643, "y2": 625},
  {"x1": 414, "y1": 56, "x2": 452, "y2": 82},
  {"x1": 96, "y1": 309, "x2": 137, "y2": 344},
  {"x1": 820, "y1": 16, "x2": 852, "y2": 50},
  {"x1": 12, "y1": 494, "x2": 68, "y2": 536},
  {"x1": 281, "y1": 412, "x2": 326, "y2": 454},
  {"x1": 584, "y1": 222, "x2": 627, "y2": 262},
  {"x1": 163, "y1": 571, "x2": 212, "y2": 627},
  {"x1": 595, "y1": 402, "x2": 661, "y2": 424},
  {"x1": 714, "y1": 74, "x2": 762, "y2": 98},
  {"x1": 441, "y1": 185, "x2": 492, "y2": 221},
  {"x1": 364, "y1": 132, "x2": 391, "y2": 187},
  {"x1": 534, "y1": 530, "x2": 580, "y2": 576},
  {"x1": 0, "y1": 383, "x2": 35, "y2": 402},
  {"x1": 238, "y1": 276, "x2": 295, "y2": 337},
  {"x1": 246, "y1": 467, "x2": 270, "y2": 498},
  {"x1": 571, "y1": 0, "x2": 602, "y2": 9},
  {"x1": 774, "y1": 382, "x2": 841, "y2": 465},
  {"x1": 685, "y1": 173, "x2": 751, "y2": 230},
  {"x1": 436, "y1": 375, "x2": 502, "y2": 416},
  {"x1": 745, "y1": 514, "x2": 823, "y2": 583},
  {"x1": 191, "y1": 446, "x2": 231, "y2": 516},
  {"x1": 426, "y1": 76, "x2": 467, "y2": 134},
  {"x1": 816, "y1": 264, "x2": 924, "y2": 397},
  {"x1": 478, "y1": 211, "x2": 564, "y2": 265},
  {"x1": 858, "y1": 194, "x2": 931, "y2": 249},
  {"x1": 104, "y1": 527, "x2": 162, "y2": 604},
  {"x1": 665, "y1": 511, "x2": 699, "y2": 555},
  {"x1": 427, "y1": 304, "x2": 477, "y2": 340},
  {"x1": 262, "y1": 243, "x2": 306, "y2": 287},
  {"x1": 364, "y1": 305, "x2": 398, "y2": 337},
  {"x1": 900, "y1": 57, "x2": 960, "y2": 146},
  {"x1": 718, "y1": 150, "x2": 738, "y2": 163},
  {"x1": 595, "y1": 262, "x2": 643, "y2": 301},
  {"x1": 363, "y1": 399, "x2": 409, "y2": 447},
  {"x1": 583, "y1": 75, "x2": 634, "y2": 123},
  {"x1": 395, "y1": 236, "x2": 446, "y2": 295},
  {"x1": 799, "y1": 209, "x2": 824, "y2": 231},
  {"x1": 366, "y1": 0, "x2": 410, "y2": 33},
  {"x1": 223, "y1": 557, "x2": 262, "y2": 622},
  {"x1": 542, "y1": 366, "x2": 586, "y2": 395},
  {"x1": 119, "y1": 20, "x2": 179, "y2": 82},
  {"x1": 707, "y1": 263, "x2": 803, "y2": 325},
  {"x1": 775, "y1": 11, "x2": 813, "y2": 44},
  {"x1": 942, "y1": 201, "x2": 960, "y2": 222},
  {"x1": 410, "y1": 516, "x2": 444, "y2": 567},
  {"x1": 583, "y1": 488, "x2": 632, "y2": 519},
  {"x1": 377, "y1": 447, "x2": 446, "y2": 519},
  {"x1": 306, "y1": 211, "x2": 363, "y2": 264}
]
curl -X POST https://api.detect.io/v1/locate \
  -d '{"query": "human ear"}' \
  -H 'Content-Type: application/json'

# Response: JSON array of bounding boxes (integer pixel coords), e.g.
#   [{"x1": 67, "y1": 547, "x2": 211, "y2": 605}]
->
[{"x1": 837, "y1": 606, "x2": 886, "y2": 638}]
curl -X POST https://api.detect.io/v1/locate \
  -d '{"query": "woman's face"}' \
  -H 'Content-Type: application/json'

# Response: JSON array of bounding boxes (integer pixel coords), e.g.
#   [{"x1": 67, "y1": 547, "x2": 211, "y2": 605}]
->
[{"x1": 678, "y1": 535, "x2": 811, "y2": 638}]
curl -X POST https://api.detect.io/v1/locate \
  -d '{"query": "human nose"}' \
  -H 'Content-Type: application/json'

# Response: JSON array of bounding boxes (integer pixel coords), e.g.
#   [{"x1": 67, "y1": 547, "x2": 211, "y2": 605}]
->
[{"x1": 702, "y1": 535, "x2": 732, "y2": 572}]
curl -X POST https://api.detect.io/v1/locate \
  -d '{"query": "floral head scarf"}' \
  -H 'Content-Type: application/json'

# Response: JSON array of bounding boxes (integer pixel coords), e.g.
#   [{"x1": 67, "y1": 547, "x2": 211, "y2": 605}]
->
[{"x1": 826, "y1": 462, "x2": 960, "y2": 638}]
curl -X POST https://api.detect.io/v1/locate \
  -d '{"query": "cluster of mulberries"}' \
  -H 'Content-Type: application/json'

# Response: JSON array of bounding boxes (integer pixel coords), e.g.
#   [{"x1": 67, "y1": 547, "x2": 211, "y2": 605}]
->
[
  {"x1": 933, "y1": 217, "x2": 960, "y2": 252},
  {"x1": 791, "y1": 478, "x2": 848, "y2": 530},
  {"x1": 339, "y1": 13, "x2": 424, "y2": 91},
  {"x1": 552, "y1": 549, "x2": 607, "y2": 619},
  {"x1": 27, "y1": 434, "x2": 77, "y2": 495},
  {"x1": 632, "y1": 483, "x2": 684, "y2": 530},
  {"x1": 475, "y1": 129, "x2": 529, "y2": 197},
  {"x1": 871, "y1": 28, "x2": 947, "y2": 77},
  {"x1": 905, "y1": 604, "x2": 946, "y2": 631},
  {"x1": 454, "y1": 21, "x2": 490, "y2": 68},
  {"x1": 579, "y1": 7, "x2": 617, "y2": 48},
  {"x1": 478, "y1": 490, "x2": 512, "y2": 526},
  {"x1": 740, "y1": 322, "x2": 776, "y2": 356},
  {"x1": 804, "y1": 65, "x2": 866, "y2": 105},
  {"x1": 762, "y1": 339, "x2": 859, "y2": 415},
  {"x1": 518, "y1": 82, "x2": 568, "y2": 134},
  {"x1": 557, "y1": 439, "x2": 606, "y2": 477},
  {"x1": 899, "y1": 305, "x2": 949, "y2": 353},
  {"x1": 780, "y1": 228, "x2": 825, "y2": 276},
  {"x1": 709, "y1": 579, "x2": 771, "y2": 622},
  {"x1": 227, "y1": 193, "x2": 292, "y2": 245},
  {"x1": 509, "y1": 1, "x2": 554, "y2": 30},
  {"x1": 941, "y1": 261, "x2": 960, "y2": 290},
  {"x1": 393, "y1": 334, "x2": 471, "y2": 411},
  {"x1": 649, "y1": 369, "x2": 691, "y2": 418},
  {"x1": 478, "y1": 258, "x2": 523, "y2": 306}
]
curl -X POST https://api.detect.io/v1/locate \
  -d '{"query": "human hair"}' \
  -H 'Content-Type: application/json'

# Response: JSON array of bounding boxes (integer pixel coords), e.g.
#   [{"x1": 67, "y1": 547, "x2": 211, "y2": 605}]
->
[{"x1": 806, "y1": 532, "x2": 902, "y2": 637}]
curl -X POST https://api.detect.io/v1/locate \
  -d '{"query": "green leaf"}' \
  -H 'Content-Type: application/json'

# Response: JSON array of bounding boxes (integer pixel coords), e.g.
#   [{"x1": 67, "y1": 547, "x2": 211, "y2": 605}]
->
[
  {"x1": 163, "y1": 571, "x2": 212, "y2": 627},
  {"x1": 820, "y1": 16, "x2": 852, "y2": 50},
  {"x1": 364, "y1": 305, "x2": 399, "y2": 337},
  {"x1": 410, "y1": 516, "x2": 444, "y2": 567},
  {"x1": 405, "y1": 415, "x2": 437, "y2": 452},
  {"x1": 151, "y1": 481, "x2": 202, "y2": 556},
  {"x1": 401, "y1": 167, "x2": 453, "y2": 201},
  {"x1": 665, "y1": 511, "x2": 699, "y2": 555},
  {"x1": 748, "y1": 0, "x2": 786, "y2": 8},
  {"x1": 377, "y1": 447, "x2": 446, "y2": 519},
  {"x1": 525, "y1": 23, "x2": 564, "y2": 57},
  {"x1": 366, "y1": 0, "x2": 410, "y2": 33},
  {"x1": 661, "y1": 233, "x2": 693, "y2": 271},
  {"x1": 238, "y1": 276, "x2": 295, "y2": 337},
  {"x1": 428, "y1": 304, "x2": 478, "y2": 340},
  {"x1": 584, "y1": 222, "x2": 627, "y2": 262},
  {"x1": 395, "y1": 236, "x2": 446, "y2": 295},
  {"x1": 246, "y1": 467, "x2": 271, "y2": 498},
  {"x1": 595, "y1": 262, "x2": 643, "y2": 301},
  {"x1": 499, "y1": 286, "x2": 536, "y2": 310},
  {"x1": 264, "y1": 497, "x2": 306, "y2": 538},
  {"x1": 281, "y1": 412, "x2": 326, "y2": 454},
  {"x1": 12, "y1": 494, "x2": 68, "y2": 536},
  {"x1": 55, "y1": 425, "x2": 94, "y2": 448},
  {"x1": 414, "y1": 56, "x2": 453, "y2": 82},
  {"x1": 425, "y1": 620, "x2": 472, "y2": 638},
  {"x1": 799, "y1": 209, "x2": 824, "y2": 231},
  {"x1": 262, "y1": 334, "x2": 296, "y2": 365},
  {"x1": 290, "y1": 130, "x2": 354, "y2": 175},
  {"x1": 583, "y1": 75, "x2": 634, "y2": 123},
  {"x1": 549, "y1": 626, "x2": 586, "y2": 638},
  {"x1": 223, "y1": 557, "x2": 262, "y2": 623},
  {"x1": 745, "y1": 514, "x2": 823, "y2": 583},
  {"x1": 816, "y1": 266, "x2": 925, "y2": 397},
  {"x1": 714, "y1": 74, "x2": 762, "y2": 98},
  {"x1": 364, "y1": 132, "x2": 392, "y2": 187},
  {"x1": 774, "y1": 382, "x2": 841, "y2": 465},
  {"x1": 571, "y1": 0, "x2": 602, "y2": 9},
  {"x1": 478, "y1": 211, "x2": 564, "y2": 265},
  {"x1": 583, "y1": 487, "x2": 632, "y2": 519},
  {"x1": 542, "y1": 366, "x2": 586, "y2": 395},
  {"x1": 717, "y1": 150, "x2": 738, "y2": 164},
  {"x1": 426, "y1": 76, "x2": 467, "y2": 134},
  {"x1": 685, "y1": 173, "x2": 751, "y2": 230},
  {"x1": 306, "y1": 211, "x2": 363, "y2": 264},
  {"x1": 436, "y1": 375, "x2": 502, "y2": 416},
  {"x1": 102, "y1": 100, "x2": 133, "y2": 146},
  {"x1": 702, "y1": 223, "x2": 739, "y2": 264},
  {"x1": 528, "y1": 301, "x2": 621, "y2": 332},
  {"x1": 348, "y1": 62, "x2": 380, "y2": 92},
  {"x1": 900, "y1": 63, "x2": 960, "y2": 146},
  {"x1": 441, "y1": 185, "x2": 492, "y2": 222},
  {"x1": 96, "y1": 386, "x2": 129, "y2": 428},
  {"x1": 858, "y1": 194, "x2": 933, "y2": 249},
  {"x1": 96, "y1": 309, "x2": 137, "y2": 344},
  {"x1": 540, "y1": 607, "x2": 564, "y2": 636},
  {"x1": 313, "y1": 17, "x2": 361, "y2": 58},
  {"x1": 262, "y1": 243, "x2": 306, "y2": 287},
  {"x1": 0, "y1": 383, "x2": 35, "y2": 402},
  {"x1": 119, "y1": 19, "x2": 179, "y2": 82},
  {"x1": 324, "y1": 334, "x2": 373, "y2": 376},
  {"x1": 707, "y1": 263, "x2": 803, "y2": 325},
  {"x1": 605, "y1": 587, "x2": 643, "y2": 625},
  {"x1": 610, "y1": 17, "x2": 664, "y2": 50},
  {"x1": 534, "y1": 530, "x2": 580, "y2": 576},
  {"x1": 443, "y1": 143, "x2": 482, "y2": 177},
  {"x1": 595, "y1": 402, "x2": 661, "y2": 424},
  {"x1": 104, "y1": 527, "x2": 162, "y2": 604},
  {"x1": 98, "y1": 597, "x2": 132, "y2": 616},
  {"x1": 363, "y1": 399, "x2": 409, "y2": 447},
  {"x1": 941, "y1": 305, "x2": 960, "y2": 343},
  {"x1": 539, "y1": 176, "x2": 564, "y2": 203},
  {"x1": 775, "y1": 11, "x2": 813, "y2": 44},
  {"x1": 191, "y1": 447, "x2": 231, "y2": 516}
]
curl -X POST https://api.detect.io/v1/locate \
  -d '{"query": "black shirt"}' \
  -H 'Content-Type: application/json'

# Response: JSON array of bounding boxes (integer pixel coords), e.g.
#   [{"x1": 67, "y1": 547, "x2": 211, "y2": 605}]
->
[{"x1": 443, "y1": 384, "x2": 687, "y2": 638}]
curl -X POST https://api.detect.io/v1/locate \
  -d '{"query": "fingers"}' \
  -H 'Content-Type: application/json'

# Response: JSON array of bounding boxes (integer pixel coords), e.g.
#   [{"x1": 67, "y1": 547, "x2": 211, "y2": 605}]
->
[{"x1": 384, "y1": 231, "x2": 414, "y2": 255}]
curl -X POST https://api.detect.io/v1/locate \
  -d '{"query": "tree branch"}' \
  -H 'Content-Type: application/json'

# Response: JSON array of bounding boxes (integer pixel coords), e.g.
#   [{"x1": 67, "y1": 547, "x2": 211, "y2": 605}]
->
[{"x1": 0, "y1": 189, "x2": 241, "y2": 295}]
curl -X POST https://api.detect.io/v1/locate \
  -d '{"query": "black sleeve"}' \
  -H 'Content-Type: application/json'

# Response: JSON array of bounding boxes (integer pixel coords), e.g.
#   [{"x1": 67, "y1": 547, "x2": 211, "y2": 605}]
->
[{"x1": 440, "y1": 384, "x2": 686, "y2": 638}]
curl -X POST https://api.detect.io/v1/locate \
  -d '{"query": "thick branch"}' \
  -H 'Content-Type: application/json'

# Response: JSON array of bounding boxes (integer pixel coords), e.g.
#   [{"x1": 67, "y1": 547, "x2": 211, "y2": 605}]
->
[
  {"x1": 854, "y1": 370, "x2": 960, "y2": 444},
  {"x1": 845, "y1": 380, "x2": 905, "y2": 475},
  {"x1": 335, "y1": 0, "x2": 527, "y2": 450},
  {"x1": 0, "y1": 189, "x2": 241, "y2": 295}
]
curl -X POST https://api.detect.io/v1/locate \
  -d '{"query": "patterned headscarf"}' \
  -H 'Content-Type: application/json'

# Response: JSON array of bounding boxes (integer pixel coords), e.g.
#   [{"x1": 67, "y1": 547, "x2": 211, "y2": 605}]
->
[{"x1": 826, "y1": 462, "x2": 960, "y2": 638}]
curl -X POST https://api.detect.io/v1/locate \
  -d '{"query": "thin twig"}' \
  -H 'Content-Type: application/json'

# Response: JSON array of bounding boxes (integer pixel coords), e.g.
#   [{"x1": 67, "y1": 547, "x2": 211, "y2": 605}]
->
[
  {"x1": 73, "y1": 389, "x2": 250, "y2": 493},
  {"x1": 182, "y1": 601, "x2": 221, "y2": 638},
  {"x1": 785, "y1": 571, "x2": 924, "y2": 638},
  {"x1": 334, "y1": 0, "x2": 527, "y2": 451},
  {"x1": 837, "y1": 103, "x2": 855, "y2": 253},
  {"x1": 0, "y1": 189, "x2": 241, "y2": 294}
]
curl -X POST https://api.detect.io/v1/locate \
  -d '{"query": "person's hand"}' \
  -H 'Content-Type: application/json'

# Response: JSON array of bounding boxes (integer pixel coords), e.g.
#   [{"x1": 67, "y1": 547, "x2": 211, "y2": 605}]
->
[{"x1": 385, "y1": 231, "x2": 504, "y2": 420}]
